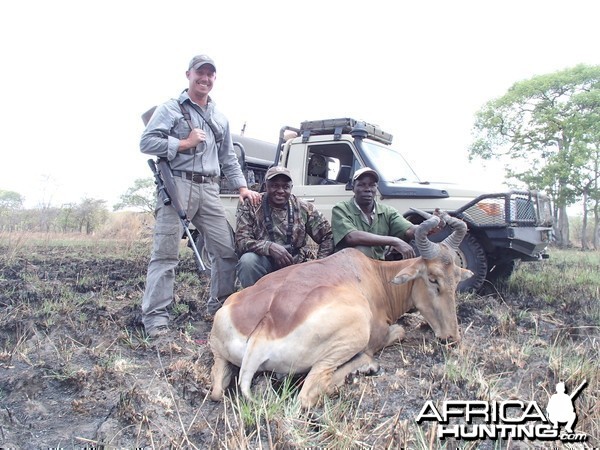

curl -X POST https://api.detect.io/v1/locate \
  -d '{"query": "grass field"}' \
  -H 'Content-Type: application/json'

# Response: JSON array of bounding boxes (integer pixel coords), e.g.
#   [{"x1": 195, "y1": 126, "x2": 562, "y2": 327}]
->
[{"x1": 0, "y1": 232, "x2": 598, "y2": 449}]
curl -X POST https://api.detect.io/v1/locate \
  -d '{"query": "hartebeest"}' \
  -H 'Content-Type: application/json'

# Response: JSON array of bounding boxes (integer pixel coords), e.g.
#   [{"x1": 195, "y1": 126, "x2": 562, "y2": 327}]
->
[{"x1": 209, "y1": 211, "x2": 472, "y2": 408}]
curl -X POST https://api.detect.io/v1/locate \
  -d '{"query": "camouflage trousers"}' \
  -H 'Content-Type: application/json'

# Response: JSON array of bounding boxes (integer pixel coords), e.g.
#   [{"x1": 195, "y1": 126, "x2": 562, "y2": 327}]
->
[{"x1": 141, "y1": 178, "x2": 237, "y2": 334}]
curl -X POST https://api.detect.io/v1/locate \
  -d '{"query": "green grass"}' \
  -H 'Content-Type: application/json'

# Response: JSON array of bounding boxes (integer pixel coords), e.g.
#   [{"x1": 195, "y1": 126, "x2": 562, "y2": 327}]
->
[{"x1": 508, "y1": 248, "x2": 600, "y2": 300}]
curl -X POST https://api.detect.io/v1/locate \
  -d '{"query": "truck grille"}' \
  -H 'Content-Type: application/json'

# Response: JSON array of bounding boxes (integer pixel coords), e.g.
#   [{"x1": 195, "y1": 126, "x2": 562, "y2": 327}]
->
[{"x1": 456, "y1": 191, "x2": 553, "y2": 228}]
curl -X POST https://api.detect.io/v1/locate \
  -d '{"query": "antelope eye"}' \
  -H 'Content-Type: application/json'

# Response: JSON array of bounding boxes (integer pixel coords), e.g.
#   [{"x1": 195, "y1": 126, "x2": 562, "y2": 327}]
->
[{"x1": 429, "y1": 278, "x2": 438, "y2": 285}]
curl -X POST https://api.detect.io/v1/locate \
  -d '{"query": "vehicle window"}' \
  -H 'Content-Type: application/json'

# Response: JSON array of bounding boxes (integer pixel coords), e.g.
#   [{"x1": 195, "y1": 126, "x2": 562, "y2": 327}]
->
[
  {"x1": 361, "y1": 141, "x2": 421, "y2": 183},
  {"x1": 306, "y1": 143, "x2": 355, "y2": 185}
]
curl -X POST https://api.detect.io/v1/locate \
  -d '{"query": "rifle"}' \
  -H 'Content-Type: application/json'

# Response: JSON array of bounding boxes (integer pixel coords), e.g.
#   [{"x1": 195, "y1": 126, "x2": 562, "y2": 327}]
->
[
  {"x1": 147, "y1": 158, "x2": 207, "y2": 273},
  {"x1": 569, "y1": 380, "x2": 587, "y2": 400}
]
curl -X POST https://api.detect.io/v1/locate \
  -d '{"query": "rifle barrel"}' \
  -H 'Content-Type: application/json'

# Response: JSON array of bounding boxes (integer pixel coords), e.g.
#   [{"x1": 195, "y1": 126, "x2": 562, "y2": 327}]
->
[{"x1": 569, "y1": 380, "x2": 587, "y2": 400}]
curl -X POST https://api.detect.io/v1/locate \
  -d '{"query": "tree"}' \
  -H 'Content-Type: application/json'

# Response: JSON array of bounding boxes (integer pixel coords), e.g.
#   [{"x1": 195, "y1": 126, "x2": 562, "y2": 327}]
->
[
  {"x1": 0, "y1": 190, "x2": 24, "y2": 210},
  {"x1": 57, "y1": 203, "x2": 78, "y2": 233},
  {"x1": 469, "y1": 64, "x2": 600, "y2": 248},
  {"x1": 113, "y1": 177, "x2": 156, "y2": 214},
  {"x1": 573, "y1": 89, "x2": 600, "y2": 249},
  {"x1": 75, "y1": 198, "x2": 109, "y2": 234},
  {"x1": 0, "y1": 190, "x2": 24, "y2": 231}
]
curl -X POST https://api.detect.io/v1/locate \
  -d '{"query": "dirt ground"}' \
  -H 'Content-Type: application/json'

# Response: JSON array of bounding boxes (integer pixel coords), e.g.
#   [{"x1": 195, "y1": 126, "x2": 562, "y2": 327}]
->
[{"x1": 0, "y1": 240, "x2": 598, "y2": 449}]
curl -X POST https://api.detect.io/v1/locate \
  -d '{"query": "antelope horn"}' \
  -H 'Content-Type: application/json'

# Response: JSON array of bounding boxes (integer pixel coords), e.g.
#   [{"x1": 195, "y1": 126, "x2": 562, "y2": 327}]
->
[
  {"x1": 414, "y1": 215, "x2": 441, "y2": 260},
  {"x1": 409, "y1": 207, "x2": 433, "y2": 220},
  {"x1": 439, "y1": 211, "x2": 467, "y2": 250}
]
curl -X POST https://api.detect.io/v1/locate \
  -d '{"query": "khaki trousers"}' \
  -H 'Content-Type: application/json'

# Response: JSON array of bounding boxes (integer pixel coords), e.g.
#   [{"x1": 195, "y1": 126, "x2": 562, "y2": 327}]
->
[{"x1": 142, "y1": 177, "x2": 237, "y2": 332}]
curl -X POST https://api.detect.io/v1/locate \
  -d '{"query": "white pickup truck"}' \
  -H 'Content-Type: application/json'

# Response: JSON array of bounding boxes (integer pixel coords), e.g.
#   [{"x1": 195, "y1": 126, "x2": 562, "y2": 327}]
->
[{"x1": 210, "y1": 118, "x2": 553, "y2": 292}]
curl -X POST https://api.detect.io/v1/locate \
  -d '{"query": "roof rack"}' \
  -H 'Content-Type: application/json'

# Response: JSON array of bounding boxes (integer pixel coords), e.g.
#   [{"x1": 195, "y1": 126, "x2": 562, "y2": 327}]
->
[{"x1": 299, "y1": 118, "x2": 393, "y2": 145}]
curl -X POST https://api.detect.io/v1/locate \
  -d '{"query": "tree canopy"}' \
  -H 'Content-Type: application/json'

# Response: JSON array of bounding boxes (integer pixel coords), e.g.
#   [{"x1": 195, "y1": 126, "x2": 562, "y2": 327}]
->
[
  {"x1": 113, "y1": 177, "x2": 155, "y2": 214},
  {"x1": 469, "y1": 64, "x2": 600, "y2": 248},
  {"x1": 0, "y1": 190, "x2": 24, "y2": 210}
]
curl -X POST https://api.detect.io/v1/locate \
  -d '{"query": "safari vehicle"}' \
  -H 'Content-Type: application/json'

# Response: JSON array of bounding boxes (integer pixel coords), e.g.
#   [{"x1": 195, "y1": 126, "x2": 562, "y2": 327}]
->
[{"x1": 213, "y1": 118, "x2": 553, "y2": 292}]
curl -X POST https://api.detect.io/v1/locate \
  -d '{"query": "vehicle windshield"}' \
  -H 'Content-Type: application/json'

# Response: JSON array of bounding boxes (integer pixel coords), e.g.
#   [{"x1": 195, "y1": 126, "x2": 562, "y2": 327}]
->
[{"x1": 361, "y1": 141, "x2": 421, "y2": 183}]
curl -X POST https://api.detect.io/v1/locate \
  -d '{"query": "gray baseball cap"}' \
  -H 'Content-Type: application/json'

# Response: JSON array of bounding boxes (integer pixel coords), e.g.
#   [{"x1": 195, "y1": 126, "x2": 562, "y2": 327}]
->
[{"x1": 189, "y1": 54, "x2": 216, "y2": 71}]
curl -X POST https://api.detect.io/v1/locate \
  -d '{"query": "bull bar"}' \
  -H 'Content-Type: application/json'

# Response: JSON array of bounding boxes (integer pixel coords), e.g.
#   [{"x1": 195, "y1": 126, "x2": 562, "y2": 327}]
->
[{"x1": 455, "y1": 190, "x2": 553, "y2": 259}]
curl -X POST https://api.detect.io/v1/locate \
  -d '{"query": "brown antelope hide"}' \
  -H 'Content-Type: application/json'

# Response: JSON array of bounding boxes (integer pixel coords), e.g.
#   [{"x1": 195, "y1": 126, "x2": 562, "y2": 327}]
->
[{"x1": 209, "y1": 211, "x2": 473, "y2": 408}]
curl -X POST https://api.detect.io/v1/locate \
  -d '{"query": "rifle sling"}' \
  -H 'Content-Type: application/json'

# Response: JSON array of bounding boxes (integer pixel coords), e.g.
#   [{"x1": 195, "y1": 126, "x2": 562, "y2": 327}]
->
[
  {"x1": 178, "y1": 101, "x2": 223, "y2": 156},
  {"x1": 263, "y1": 196, "x2": 295, "y2": 249}
]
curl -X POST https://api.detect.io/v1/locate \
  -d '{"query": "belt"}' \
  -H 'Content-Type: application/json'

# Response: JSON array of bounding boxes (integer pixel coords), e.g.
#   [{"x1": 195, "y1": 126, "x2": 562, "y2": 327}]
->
[{"x1": 172, "y1": 170, "x2": 215, "y2": 184}]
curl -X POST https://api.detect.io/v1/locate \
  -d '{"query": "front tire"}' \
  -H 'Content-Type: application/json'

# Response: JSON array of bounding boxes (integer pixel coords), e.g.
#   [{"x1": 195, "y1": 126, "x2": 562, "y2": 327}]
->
[
  {"x1": 452, "y1": 233, "x2": 488, "y2": 292},
  {"x1": 482, "y1": 259, "x2": 519, "y2": 293}
]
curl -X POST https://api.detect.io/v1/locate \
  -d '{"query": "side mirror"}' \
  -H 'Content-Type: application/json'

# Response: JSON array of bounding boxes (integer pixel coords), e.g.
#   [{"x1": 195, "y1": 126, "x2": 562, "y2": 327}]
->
[{"x1": 337, "y1": 165, "x2": 352, "y2": 184}]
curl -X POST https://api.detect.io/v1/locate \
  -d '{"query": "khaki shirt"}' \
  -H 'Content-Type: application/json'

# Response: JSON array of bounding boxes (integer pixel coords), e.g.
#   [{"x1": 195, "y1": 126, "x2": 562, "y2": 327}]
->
[{"x1": 140, "y1": 90, "x2": 247, "y2": 189}]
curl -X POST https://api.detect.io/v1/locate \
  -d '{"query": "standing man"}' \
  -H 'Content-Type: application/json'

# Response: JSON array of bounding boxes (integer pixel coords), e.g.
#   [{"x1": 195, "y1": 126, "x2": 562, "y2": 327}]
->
[
  {"x1": 140, "y1": 54, "x2": 260, "y2": 336},
  {"x1": 332, "y1": 167, "x2": 417, "y2": 260},
  {"x1": 235, "y1": 166, "x2": 334, "y2": 287}
]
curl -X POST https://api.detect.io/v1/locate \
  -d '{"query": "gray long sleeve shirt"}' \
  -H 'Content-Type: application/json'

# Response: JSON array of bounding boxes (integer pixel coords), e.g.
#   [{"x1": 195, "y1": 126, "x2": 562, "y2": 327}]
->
[{"x1": 140, "y1": 90, "x2": 247, "y2": 189}]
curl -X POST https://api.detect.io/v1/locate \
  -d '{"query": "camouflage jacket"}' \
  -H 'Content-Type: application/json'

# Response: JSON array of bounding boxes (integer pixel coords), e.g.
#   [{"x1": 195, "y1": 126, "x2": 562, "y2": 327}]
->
[{"x1": 235, "y1": 193, "x2": 334, "y2": 263}]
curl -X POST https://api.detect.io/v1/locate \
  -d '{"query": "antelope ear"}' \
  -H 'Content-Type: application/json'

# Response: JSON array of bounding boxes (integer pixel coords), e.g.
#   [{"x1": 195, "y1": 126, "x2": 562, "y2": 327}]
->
[
  {"x1": 391, "y1": 264, "x2": 420, "y2": 285},
  {"x1": 459, "y1": 268, "x2": 474, "y2": 281}
]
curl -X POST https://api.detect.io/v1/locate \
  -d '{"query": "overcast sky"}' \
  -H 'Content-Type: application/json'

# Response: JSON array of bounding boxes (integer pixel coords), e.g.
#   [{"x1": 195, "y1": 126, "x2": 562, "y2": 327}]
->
[{"x1": 2, "y1": 0, "x2": 599, "y2": 208}]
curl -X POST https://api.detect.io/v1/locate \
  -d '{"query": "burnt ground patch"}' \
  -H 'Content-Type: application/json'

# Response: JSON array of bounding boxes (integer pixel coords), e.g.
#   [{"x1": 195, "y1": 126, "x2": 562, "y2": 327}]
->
[{"x1": 0, "y1": 241, "x2": 598, "y2": 448}]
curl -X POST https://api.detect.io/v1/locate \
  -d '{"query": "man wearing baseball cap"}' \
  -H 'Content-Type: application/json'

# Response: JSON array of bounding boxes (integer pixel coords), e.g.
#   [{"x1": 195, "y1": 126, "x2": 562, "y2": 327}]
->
[
  {"x1": 235, "y1": 166, "x2": 334, "y2": 287},
  {"x1": 332, "y1": 167, "x2": 418, "y2": 260},
  {"x1": 140, "y1": 54, "x2": 261, "y2": 334}
]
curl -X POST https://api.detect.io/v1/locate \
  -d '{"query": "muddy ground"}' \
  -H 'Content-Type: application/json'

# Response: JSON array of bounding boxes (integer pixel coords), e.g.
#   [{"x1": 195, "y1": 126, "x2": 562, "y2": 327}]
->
[{"x1": 0, "y1": 240, "x2": 598, "y2": 449}]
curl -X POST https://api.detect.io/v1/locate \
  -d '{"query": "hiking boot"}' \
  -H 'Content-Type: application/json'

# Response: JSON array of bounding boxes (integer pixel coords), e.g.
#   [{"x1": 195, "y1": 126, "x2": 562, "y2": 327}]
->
[
  {"x1": 147, "y1": 325, "x2": 169, "y2": 338},
  {"x1": 206, "y1": 297, "x2": 225, "y2": 316}
]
